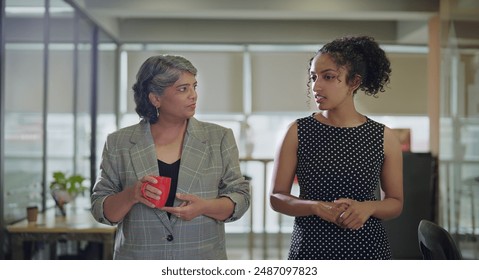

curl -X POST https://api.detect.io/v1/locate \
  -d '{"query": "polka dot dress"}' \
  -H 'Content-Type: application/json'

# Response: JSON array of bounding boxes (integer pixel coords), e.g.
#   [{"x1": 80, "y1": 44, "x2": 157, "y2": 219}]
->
[{"x1": 289, "y1": 114, "x2": 392, "y2": 260}]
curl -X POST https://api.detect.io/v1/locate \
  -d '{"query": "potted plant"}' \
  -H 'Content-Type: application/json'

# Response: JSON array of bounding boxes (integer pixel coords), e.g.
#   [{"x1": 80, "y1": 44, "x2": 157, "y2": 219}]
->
[{"x1": 50, "y1": 171, "x2": 88, "y2": 216}]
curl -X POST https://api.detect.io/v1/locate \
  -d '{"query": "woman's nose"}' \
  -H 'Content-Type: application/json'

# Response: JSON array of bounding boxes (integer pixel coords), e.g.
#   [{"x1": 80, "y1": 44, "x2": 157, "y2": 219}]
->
[{"x1": 190, "y1": 88, "x2": 197, "y2": 99}]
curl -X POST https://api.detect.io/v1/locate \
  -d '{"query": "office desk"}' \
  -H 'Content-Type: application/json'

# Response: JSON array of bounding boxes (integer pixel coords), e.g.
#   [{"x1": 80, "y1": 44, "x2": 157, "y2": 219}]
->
[{"x1": 7, "y1": 207, "x2": 116, "y2": 260}]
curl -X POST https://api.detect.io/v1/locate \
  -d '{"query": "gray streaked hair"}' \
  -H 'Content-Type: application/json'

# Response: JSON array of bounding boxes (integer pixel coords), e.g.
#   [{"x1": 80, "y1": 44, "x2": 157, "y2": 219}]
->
[{"x1": 132, "y1": 55, "x2": 197, "y2": 123}]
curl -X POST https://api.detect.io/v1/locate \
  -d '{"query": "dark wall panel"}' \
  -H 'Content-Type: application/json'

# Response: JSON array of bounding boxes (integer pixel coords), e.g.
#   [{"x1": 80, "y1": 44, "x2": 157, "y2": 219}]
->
[{"x1": 384, "y1": 152, "x2": 437, "y2": 259}]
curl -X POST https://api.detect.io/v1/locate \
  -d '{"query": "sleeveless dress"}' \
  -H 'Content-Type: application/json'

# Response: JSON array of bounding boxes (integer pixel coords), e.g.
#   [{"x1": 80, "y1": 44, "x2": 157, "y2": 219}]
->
[{"x1": 289, "y1": 114, "x2": 392, "y2": 260}]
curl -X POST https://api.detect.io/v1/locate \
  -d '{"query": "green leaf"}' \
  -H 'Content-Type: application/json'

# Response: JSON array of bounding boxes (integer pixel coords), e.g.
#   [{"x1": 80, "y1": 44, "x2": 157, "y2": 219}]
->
[{"x1": 50, "y1": 171, "x2": 88, "y2": 195}]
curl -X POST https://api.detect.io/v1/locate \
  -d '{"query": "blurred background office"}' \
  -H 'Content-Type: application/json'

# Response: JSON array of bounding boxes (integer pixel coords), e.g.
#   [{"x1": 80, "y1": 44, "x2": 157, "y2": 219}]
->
[{"x1": 1, "y1": 0, "x2": 478, "y2": 259}]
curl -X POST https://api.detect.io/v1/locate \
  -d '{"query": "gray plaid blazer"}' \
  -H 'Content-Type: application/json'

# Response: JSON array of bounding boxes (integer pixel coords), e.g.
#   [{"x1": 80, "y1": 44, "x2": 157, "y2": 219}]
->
[{"x1": 91, "y1": 117, "x2": 250, "y2": 259}]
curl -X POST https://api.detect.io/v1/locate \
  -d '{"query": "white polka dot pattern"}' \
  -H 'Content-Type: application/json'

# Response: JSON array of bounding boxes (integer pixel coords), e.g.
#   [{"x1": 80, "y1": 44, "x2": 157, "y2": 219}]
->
[{"x1": 288, "y1": 114, "x2": 392, "y2": 260}]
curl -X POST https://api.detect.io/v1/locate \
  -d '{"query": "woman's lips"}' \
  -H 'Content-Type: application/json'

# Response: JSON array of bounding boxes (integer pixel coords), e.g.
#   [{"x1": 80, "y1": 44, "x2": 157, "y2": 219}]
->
[{"x1": 315, "y1": 95, "x2": 325, "y2": 103}]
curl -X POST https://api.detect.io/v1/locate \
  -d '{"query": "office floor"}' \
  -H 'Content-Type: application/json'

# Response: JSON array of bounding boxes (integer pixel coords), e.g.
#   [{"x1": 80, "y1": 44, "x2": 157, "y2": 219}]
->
[
  {"x1": 458, "y1": 237, "x2": 479, "y2": 260},
  {"x1": 13, "y1": 233, "x2": 478, "y2": 260},
  {"x1": 225, "y1": 233, "x2": 479, "y2": 260},
  {"x1": 226, "y1": 233, "x2": 291, "y2": 260}
]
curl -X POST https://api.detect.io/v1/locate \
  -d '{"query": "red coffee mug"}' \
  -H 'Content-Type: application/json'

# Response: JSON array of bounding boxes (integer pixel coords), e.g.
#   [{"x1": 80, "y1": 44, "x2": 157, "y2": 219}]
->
[{"x1": 140, "y1": 176, "x2": 171, "y2": 208}]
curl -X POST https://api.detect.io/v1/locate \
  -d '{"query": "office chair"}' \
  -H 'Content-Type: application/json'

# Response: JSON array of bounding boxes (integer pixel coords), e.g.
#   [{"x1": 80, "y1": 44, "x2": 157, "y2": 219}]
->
[{"x1": 417, "y1": 219, "x2": 463, "y2": 260}]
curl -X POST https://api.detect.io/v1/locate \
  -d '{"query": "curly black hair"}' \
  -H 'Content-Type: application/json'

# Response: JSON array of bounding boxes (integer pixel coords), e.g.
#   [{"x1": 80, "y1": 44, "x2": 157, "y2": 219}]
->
[
  {"x1": 307, "y1": 35, "x2": 391, "y2": 97},
  {"x1": 132, "y1": 55, "x2": 197, "y2": 124}
]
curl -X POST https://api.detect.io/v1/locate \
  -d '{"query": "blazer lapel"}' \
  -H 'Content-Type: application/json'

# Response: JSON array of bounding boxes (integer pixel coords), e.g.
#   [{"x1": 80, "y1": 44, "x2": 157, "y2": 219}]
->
[
  {"x1": 177, "y1": 118, "x2": 208, "y2": 196},
  {"x1": 129, "y1": 121, "x2": 158, "y2": 179},
  {"x1": 128, "y1": 121, "x2": 173, "y2": 232}
]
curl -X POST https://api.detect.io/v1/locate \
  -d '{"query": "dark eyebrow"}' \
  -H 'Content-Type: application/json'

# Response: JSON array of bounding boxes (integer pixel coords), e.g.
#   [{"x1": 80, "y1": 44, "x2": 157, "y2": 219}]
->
[
  {"x1": 176, "y1": 82, "x2": 194, "y2": 87},
  {"x1": 310, "y1": 68, "x2": 338, "y2": 74},
  {"x1": 320, "y1": 68, "x2": 339, "y2": 74}
]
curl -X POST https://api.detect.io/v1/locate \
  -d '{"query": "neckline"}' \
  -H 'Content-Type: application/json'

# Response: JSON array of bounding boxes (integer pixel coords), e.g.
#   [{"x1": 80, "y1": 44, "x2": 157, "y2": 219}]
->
[
  {"x1": 309, "y1": 113, "x2": 369, "y2": 129},
  {"x1": 157, "y1": 158, "x2": 181, "y2": 165}
]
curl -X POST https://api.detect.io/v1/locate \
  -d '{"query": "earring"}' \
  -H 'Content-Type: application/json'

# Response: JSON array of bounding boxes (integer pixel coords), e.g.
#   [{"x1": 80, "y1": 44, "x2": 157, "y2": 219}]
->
[{"x1": 156, "y1": 107, "x2": 160, "y2": 117}]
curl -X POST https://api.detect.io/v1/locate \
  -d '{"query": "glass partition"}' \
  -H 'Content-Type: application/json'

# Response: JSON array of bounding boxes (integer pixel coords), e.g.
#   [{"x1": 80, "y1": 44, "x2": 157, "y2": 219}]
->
[
  {"x1": 438, "y1": 0, "x2": 479, "y2": 259},
  {"x1": 2, "y1": 0, "x2": 118, "y2": 222},
  {"x1": 46, "y1": 2, "x2": 76, "y2": 209},
  {"x1": 3, "y1": 0, "x2": 47, "y2": 223}
]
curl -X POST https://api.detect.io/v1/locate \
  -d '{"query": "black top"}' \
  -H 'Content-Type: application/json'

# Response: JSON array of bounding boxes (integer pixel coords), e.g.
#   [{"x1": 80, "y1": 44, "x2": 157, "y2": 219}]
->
[{"x1": 158, "y1": 159, "x2": 180, "y2": 218}]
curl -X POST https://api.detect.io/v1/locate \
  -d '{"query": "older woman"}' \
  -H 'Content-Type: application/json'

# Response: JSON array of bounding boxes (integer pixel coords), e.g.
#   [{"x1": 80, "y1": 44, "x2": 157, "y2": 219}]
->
[{"x1": 91, "y1": 55, "x2": 250, "y2": 260}]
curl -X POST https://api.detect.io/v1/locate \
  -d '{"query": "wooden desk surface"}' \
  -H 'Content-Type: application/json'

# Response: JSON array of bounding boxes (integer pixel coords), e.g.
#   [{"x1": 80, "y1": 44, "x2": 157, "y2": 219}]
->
[
  {"x1": 7, "y1": 205, "x2": 116, "y2": 259},
  {"x1": 6, "y1": 207, "x2": 115, "y2": 234}
]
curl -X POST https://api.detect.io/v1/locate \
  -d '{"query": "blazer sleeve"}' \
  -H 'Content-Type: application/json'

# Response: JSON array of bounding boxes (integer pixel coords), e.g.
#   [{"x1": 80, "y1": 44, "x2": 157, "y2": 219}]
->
[
  {"x1": 90, "y1": 132, "x2": 123, "y2": 226},
  {"x1": 218, "y1": 128, "x2": 251, "y2": 222}
]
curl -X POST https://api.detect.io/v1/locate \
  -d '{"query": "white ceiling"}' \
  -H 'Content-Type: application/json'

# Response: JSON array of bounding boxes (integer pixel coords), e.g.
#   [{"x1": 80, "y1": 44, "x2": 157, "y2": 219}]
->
[
  {"x1": 78, "y1": 0, "x2": 437, "y2": 21},
  {"x1": 71, "y1": 0, "x2": 440, "y2": 44},
  {"x1": 6, "y1": 0, "x2": 479, "y2": 46}
]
